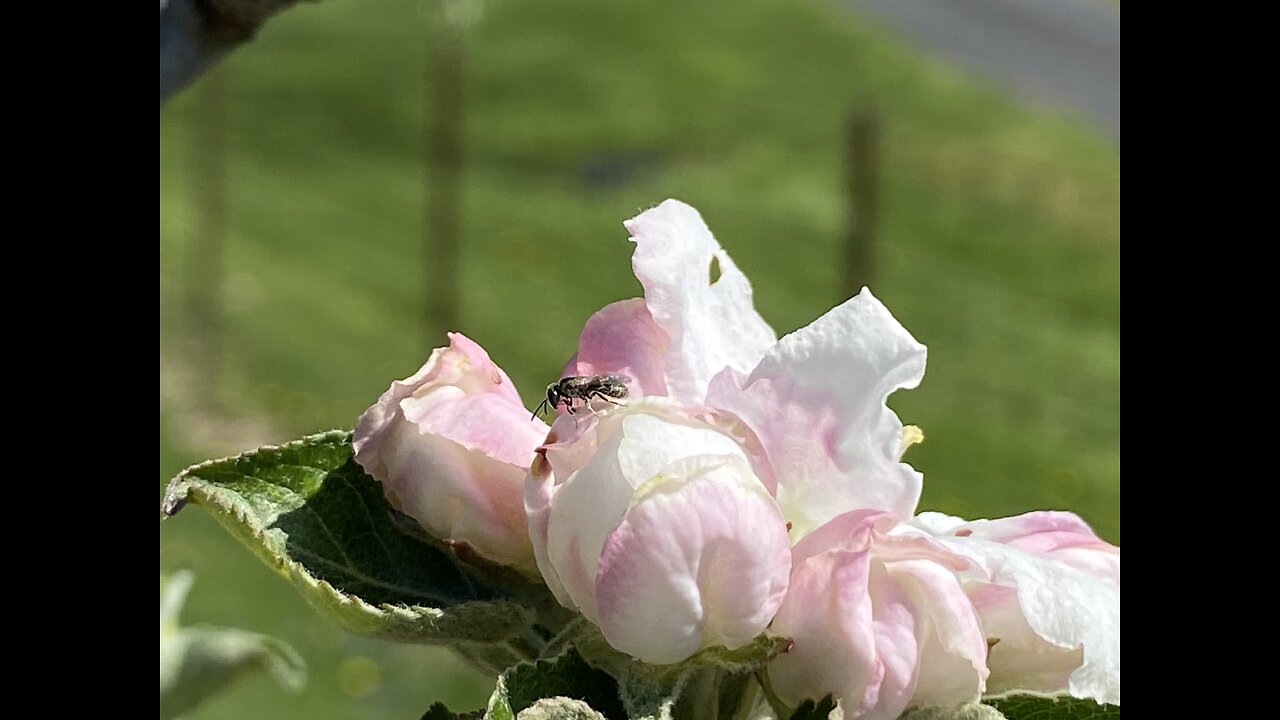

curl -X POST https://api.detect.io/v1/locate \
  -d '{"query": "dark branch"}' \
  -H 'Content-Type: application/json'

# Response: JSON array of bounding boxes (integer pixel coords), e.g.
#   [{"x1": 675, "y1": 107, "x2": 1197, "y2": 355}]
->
[{"x1": 160, "y1": 0, "x2": 304, "y2": 103}]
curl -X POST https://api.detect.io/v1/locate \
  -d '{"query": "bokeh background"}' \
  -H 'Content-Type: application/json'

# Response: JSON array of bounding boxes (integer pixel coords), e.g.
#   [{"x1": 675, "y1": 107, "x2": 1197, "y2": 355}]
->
[{"x1": 158, "y1": 0, "x2": 1120, "y2": 717}]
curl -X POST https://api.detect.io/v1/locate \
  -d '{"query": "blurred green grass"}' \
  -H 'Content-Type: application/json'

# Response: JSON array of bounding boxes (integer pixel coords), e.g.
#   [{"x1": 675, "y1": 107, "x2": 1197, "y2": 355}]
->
[{"x1": 159, "y1": 0, "x2": 1119, "y2": 717}]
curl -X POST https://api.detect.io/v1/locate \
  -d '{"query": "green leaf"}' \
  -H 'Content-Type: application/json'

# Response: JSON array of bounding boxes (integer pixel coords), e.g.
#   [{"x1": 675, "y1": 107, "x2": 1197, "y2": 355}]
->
[
  {"x1": 899, "y1": 704, "x2": 1005, "y2": 720},
  {"x1": 896, "y1": 697, "x2": 1120, "y2": 720},
  {"x1": 161, "y1": 431, "x2": 536, "y2": 646},
  {"x1": 160, "y1": 568, "x2": 196, "y2": 629},
  {"x1": 160, "y1": 571, "x2": 307, "y2": 720},
  {"x1": 557, "y1": 618, "x2": 789, "y2": 720},
  {"x1": 985, "y1": 696, "x2": 1119, "y2": 720},
  {"x1": 421, "y1": 701, "x2": 485, "y2": 720},
  {"x1": 713, "y1": 673, "x2": 757, "y2": 720},
  {"x1": 787, "y1": 695, "x2": 836, "y2": 720},
  {"x1": 485, "y1": 648, "x2": 626, "y2": 720},
  {"x1": 421, "y1": 703, "x2": 460, "y2": 720}
]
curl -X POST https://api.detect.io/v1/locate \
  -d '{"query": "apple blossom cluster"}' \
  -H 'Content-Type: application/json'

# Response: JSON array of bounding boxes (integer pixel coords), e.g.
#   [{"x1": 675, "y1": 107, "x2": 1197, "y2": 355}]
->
[{"x1": 354, "y1": 200, "x2": 1120, "y2": 717}]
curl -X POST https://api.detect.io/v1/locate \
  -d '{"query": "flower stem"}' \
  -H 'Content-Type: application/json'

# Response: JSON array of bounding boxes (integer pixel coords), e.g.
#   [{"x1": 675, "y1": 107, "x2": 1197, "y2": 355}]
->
[
  {"x1": 729, "y1": 678, "x2": 762, "y2": 720},
  {"x1": 674, "y1": 668, "x2": 722, "y2": 720},
  {"x1": 755, "y1": 669, "x2": 793, "y2": 720}
]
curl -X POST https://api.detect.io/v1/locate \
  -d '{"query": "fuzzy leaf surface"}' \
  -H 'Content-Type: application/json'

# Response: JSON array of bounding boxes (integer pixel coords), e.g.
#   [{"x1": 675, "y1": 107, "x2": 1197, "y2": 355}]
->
[{"x1": 162, "y1": 431, "x2": 536, "y2": 645}]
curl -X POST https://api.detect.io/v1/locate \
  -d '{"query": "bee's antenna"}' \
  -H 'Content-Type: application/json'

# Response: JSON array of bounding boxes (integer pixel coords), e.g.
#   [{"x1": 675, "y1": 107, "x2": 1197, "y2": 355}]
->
[{"x1": 532, "y1": 398, "x2": 549, "y2": 421}]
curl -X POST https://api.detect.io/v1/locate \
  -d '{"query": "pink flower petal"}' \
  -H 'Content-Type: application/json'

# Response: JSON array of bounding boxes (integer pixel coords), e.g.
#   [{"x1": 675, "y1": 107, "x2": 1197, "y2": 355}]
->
[
  {"x1": 524, "y1": 449, "x2": 572, "y2": 608},
  {"x1": 374, "y1": 426, "x2": 534, "y2": 570},
  {"x1": 542, "y1": 405, "x2": 757, "y2": 622},
  {"x1": 354, "y1": 333, "x2": 546, "y2": 573},
  {"x1": 594, "y1": 454, "x2": 791, "y2": 664},
  {"x1": 402, "y1": 390, "x2": 549, "y2": 468},
  {"x1": 770, "y1": 540, "x2": 878, "y2": 712},
  {"x1": 947, "y1": 511, "x2": 1119, "y2": 583},
  {"x1": 771, "y1": 511, "x2": 987, "y2": 720},
  {"x1": 564, "y1": 298, "x2": 669, "y2": 399},
  {"x1": 527, "y1": 399, "x2": 787, "y2": 663}
]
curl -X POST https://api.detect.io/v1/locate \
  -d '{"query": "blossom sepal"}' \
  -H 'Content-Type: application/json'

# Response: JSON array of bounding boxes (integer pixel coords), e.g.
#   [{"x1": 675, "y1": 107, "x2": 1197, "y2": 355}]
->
[{"x1": 530, "y1": 617, "x2": 791, "y2": 720}]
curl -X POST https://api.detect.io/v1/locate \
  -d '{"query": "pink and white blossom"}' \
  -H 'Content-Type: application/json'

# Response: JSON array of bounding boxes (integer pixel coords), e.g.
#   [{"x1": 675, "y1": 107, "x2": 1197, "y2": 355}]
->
[
  {"x1": 354, "y1": 199, "x2": 1118, "y2": 709},
  {"x1": 566, "y1": 200, "x2": 926, "y2": 541},
  {"x1": 354, "y1": 332, "x2": 549, "y2": 574},
  {"x1": 908, "y1": 511, "x2": 1120, "y2": 705},
  {"x1": 549, "y1": 199, "x2": 1117, "y2": 706},
  {"x1": 769, "y1": 510, "x2": 989, "y2": 720},
  {"x1": 525, "y1": 398, "x2": 791, "y2": 664}
]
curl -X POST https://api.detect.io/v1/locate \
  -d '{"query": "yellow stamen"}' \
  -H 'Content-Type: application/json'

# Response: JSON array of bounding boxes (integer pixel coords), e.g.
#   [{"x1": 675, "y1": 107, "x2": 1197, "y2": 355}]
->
[{"x1": 900, "y1": 425, "x2": 925, "y2": 458}]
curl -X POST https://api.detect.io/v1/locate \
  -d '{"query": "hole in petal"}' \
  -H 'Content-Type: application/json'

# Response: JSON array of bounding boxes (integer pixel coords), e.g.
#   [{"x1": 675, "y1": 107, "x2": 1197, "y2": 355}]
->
[{"x1": 708, "y1": 255, "x2": 723, "y2": 285}]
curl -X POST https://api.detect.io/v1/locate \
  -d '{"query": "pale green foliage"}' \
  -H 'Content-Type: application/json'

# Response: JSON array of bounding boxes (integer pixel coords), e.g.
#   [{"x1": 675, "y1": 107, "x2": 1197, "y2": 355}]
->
[
  {"x1": 159, "y1": 570, "x2": 306, "y2": 720},
  {"x1": 985, "y1": 696, "x2": 1120, "y2": 720},
  {"x1": 900, "y1": 704, "x2": 1006, "y2": 720},
  {"x1": 162, "y1": 432, "x2": 539, "y2": 648}
]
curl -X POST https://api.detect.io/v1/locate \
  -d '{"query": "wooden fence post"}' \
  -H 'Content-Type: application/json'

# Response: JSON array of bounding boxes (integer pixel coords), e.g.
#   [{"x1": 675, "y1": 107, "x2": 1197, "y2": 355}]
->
[
  {"x1": 185, "y1": 66, "x2": 228, "y2": 406},
  {"x1": 842, "y1": 108, "x2": 880, "y2": 297},
  {"x1": 424, "y1": 15, "x2": 466, "y2": 343}
]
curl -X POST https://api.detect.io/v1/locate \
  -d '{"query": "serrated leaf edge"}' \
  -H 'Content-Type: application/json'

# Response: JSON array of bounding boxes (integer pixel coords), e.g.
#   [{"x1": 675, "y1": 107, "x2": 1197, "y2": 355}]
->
[{"x1": 162, "y1": 430, "x2": 535, "y2": 644}]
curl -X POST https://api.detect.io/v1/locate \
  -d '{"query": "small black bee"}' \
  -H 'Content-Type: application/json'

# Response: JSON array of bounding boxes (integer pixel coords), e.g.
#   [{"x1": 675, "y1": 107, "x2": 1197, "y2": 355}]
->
[{"x1": 532, "y1": 374, "x2": 632, "y2": 419}]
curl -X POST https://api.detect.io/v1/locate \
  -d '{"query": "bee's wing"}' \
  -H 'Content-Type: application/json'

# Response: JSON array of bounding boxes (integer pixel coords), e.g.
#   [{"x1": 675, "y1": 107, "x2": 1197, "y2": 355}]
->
[{"x1": 603, "y1": 373, "x2": 633, "y2": 384}]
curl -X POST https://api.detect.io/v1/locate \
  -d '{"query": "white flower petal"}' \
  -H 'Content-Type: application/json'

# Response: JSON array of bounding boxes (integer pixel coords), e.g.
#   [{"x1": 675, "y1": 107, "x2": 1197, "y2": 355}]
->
[
  {"x1": 543, "y1": 427, "x2": 635, "y2": 622},
  {"x1": 541, "y1": 406, "x2": 754, "y2": 623},
  {"x1": 708, "y1": 289, "x2": 927, "y2": 537},
  {"x1": 887, "y1": 559, "x2": 988, "y2": 707},
  {"x1": 938, "y1": 537, "x2": 1120, "y2": 705},
  {"x1": 594, "y1": 454, "x2": 790, "y2": 663},
  {"x1": 625, "y1": 199, "x2": 777, "y2": 402},
  {"x1": 524, "y1": 452, "x2": 574, "y2": 609}
]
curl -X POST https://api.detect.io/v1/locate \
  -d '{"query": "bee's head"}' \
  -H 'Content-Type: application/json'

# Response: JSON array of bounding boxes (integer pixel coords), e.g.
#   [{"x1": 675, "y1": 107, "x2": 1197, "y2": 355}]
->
[{"x1": 546, "y1": 382, "x2": 562, "y2": 408}]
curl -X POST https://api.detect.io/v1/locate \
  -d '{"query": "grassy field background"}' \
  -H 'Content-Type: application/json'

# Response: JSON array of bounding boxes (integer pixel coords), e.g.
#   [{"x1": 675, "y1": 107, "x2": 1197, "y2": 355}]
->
[{"x1": 159, "y1": 0, "x2": 1120, "y2": 717}]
